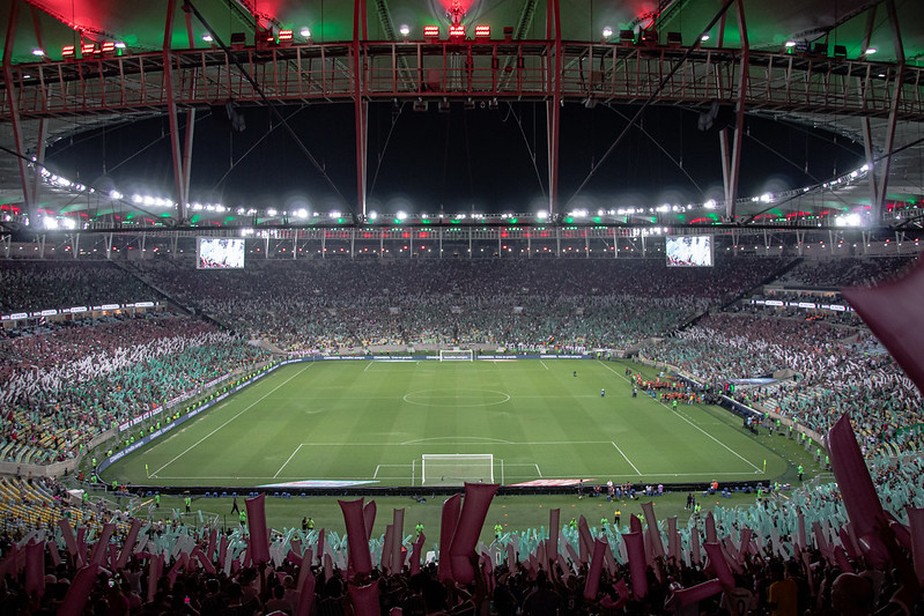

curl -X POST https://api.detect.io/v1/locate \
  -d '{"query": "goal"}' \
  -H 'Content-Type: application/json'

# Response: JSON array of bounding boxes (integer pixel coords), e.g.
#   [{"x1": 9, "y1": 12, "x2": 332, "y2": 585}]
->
[
  {"x1": 439, "y1": 349, "x2": 475, "y2": 362},
  {"x1": 421, "y1": 454, "x2": 494, "y2": 486}
]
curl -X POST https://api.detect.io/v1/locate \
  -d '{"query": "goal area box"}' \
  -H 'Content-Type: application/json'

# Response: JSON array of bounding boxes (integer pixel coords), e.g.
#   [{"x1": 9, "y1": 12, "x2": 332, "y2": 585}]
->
[{"x1": 421, "y1": 454, "x2": 494, "y2": 486}]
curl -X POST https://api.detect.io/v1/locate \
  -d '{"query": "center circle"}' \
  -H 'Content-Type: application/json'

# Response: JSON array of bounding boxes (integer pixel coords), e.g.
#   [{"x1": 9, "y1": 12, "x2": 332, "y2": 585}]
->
[{"x1": 402, "y1": 389, "x2": 511, "y2": 408}]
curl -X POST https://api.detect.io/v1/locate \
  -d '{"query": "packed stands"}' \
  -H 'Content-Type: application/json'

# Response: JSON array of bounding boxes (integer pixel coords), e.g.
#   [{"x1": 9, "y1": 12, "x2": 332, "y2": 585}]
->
[
  {"x1": 0, "y1": 313, "x2": 267, "y2": 464},
  {"x1": 132, "y1": 257, "x2": 787, "y2": 352}
]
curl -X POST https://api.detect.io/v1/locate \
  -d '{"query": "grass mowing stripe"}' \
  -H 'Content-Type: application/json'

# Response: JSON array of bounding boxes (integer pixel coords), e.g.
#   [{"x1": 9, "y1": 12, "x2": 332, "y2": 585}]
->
[
  {"x1": 596, "y1": 359, "x2": 762, "y2": 473},
  {"x1": 150, "y1": 364, "x2": 313, "y2": 477}
]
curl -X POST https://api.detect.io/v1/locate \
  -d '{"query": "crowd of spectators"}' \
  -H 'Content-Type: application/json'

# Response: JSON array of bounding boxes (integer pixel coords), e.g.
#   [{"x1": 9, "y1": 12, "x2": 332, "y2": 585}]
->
[
  {"x1": 131, "y1": 257, "x2": 786, "y2": 353},
  {"x1": 0, "y1": 448, "x2": 920, "y2": 614},
  {"x1": 0, "y1": 261, "x2": 155, "y2": 314},
  {"x1": 0, "y1": 313, "x2": 267, "y2": 464},
  {"x1": 775, "y1": 256, "x2": 915, "y2": 289}
]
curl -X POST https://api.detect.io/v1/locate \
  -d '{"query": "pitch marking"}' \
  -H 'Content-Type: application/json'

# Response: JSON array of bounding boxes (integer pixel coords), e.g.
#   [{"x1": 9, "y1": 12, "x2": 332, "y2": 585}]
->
[
  {"x1": 611, "y1": 441, "x2": 642, "y2": 476},
  {"x1": 150, "y1": 364, "x2": 313, "y2": 477},
  {"x1": 274, "y1": 444, "x2": 304, "y2": 478},
  {"x1": 597, "y1": 360, "x2": 762, "y2": 473}
]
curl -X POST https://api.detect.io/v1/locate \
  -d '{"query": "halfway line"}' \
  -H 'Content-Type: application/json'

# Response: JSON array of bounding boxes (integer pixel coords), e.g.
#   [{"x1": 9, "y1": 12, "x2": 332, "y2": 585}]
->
[{"x1": 150, "y1": 364, "x2": 313, "y2": 477}]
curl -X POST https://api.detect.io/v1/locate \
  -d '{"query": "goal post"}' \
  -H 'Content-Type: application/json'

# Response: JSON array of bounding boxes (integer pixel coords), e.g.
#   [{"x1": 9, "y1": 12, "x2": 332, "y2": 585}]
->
[
  {"x1": 439, "y1": 349, "x2": 475, "y2": 362},
  {"x1": 421, "y1": 454, "x2": 494, "y2": 486}
]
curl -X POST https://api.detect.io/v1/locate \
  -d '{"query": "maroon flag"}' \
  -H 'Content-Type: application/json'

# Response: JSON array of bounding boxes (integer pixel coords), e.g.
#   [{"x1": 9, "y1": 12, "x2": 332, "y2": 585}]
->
[
  {"x1": 206, "y1": 528, "x2": 218, "y2": 562},
  {"x1": 578, "y1": 516, "x2": 593, "y2": 564},
  {"x1": 76, "y1": 527, "x2": 87, "y2": 565},
  {"x1": 339, "y1": 498, "x2": 373, "y2": 576},
  {"x1": 24, "y1": 540, "x2": 45, "y2": 600},
  {"x1": 381, "y1": 524, "x2": 395, "y2": 572},
  {"x1": 116, "y1": 518, "x2": 143, "y2": 570},
  {"x1": 294, "y1": 567, "x2": 317, "y2": 616},
  {"x1": 640, "y1": 502, "x2": 666, "y2": 561},
  {"x1": 668, "y1": 517, "x2": 681, "y2": 563},
  {"x1": 363, "y1": 500, "x2": 377, "y2": 540},
  {"x1": 47, "y1": 540, "x2": 62, "y2": 567},
  {"x1": 623, "y1": 532, "x2": 648, "y2": 599},
  {"x1": 704, "y1": 543, "x2": 734, "y2": 590},
  {"x1": 690, "y1": 527, "x2": 702, "y2": 565},
  {"x1": 908, "y1": 507, "x2": 924, "y2": 585},
  {"x1": 842, "y1": 257, "x2": 924, "y2": 392},
  {"x1": 348, "y1": 581, "x2": 381, "y2": 616},
  {"x1": 549, "y1": 508, "x2": 560, "y2": 564},
  {"x1": 58, "y1": 519, "x2": 79, "y2": 562},
  {"x1": 246, "y1": 494, "x2": 271, "y2": 565},
  {"x1": 583, "y1": 538, "x2": 607, "y2": 601},
  {"x1": 89, "y1": 523, "x2": 114, "y2": 566},
  {"x1": 449, "y1": 483, "x2": 499, "y2": 584},
  {"x1": 147, "y1": 554, "x2": 163, "y2": 603},
  {"x1": 392, "y1": 508, "x2": 405, "y2": 573},
  {"x1": 705, "y1": 512, "x2": 717, "y2": 544},
  {"x1": 438, "y1": 493, "x2": 462, "y2": 582},
  {"x1": 410, "y1": 532, "x2": 425, "y2": 576},
  {"x1": 669, "y1": 578, "x2": 723, "y2": 608},
  {"x1": 826, "y1": 414, "x2": 889, "y2": 568},
  {"x1": 316, "y1": 528, "x2": 325, "y2": 566},
  {"x1": 59, "y1": 564, "x2": 100, "y2": 616},
  {"x1": 797, "y1": 510, "x2": 807, "y2": 550}
]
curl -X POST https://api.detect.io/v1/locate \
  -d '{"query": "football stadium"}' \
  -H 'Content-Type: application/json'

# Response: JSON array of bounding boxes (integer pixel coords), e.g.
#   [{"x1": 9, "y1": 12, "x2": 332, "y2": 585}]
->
[{"x1": 1, "y1": 0, "x2": 924, "y2": 613}]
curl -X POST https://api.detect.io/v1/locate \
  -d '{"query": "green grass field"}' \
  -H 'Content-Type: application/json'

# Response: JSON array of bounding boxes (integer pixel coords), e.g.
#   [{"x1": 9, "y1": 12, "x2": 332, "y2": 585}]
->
[{"x1": 103, "y1": 359, "x2": 788, "y2": 488}]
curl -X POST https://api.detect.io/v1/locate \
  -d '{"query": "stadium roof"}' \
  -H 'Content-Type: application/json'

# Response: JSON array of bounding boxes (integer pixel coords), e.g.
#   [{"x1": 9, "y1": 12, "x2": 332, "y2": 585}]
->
[{"x1": 1, "y1": 0, "x2": 923, "y2": 232}]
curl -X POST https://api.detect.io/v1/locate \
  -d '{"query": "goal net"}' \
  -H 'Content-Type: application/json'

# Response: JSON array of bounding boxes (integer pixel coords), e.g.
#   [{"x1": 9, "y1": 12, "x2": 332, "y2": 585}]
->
[
  {"x1": 439, "y1": 349, "x2": 474, "y2": 362},
  {"x1": 421, "y1": 454, "x2": 494, "y2": 486}
]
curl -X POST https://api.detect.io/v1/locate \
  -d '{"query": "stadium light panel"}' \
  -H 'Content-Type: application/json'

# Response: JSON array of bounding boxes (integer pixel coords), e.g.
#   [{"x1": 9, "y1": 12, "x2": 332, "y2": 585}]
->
[
  {"x1": 423, "y1": 25, "x2": 440, "y2": 40},
  {"x1": 62, "y1": 45, "x2": 76, "y2": 58},
  {"x1": 449, "y1": 25, "x2": 466, "y2": 39},
  {"x1": 474, "y1": 25, "x2": 491, "y2": 39},
  {"x1": 100, "y1": 41, "x2": 116, "y2": 54}
]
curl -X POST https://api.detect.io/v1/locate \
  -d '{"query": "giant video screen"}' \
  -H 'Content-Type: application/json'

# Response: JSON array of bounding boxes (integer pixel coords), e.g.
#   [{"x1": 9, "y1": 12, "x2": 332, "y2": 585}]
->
[
  {"x1": 197, "y1": 237, "x2": 246, "y2": 269},
  {"x1": 666, "y1": 235, "x2": 714, "y2": 267}
]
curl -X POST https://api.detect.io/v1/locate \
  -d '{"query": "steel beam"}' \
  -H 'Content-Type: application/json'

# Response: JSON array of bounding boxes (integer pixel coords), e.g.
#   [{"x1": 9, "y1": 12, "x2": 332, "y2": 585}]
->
[
  {"x1": 353, "y1": 0, "x2": 368, "y2": 218},
  {"x1": 723, "y1": 0, "x2": 749, "y2": 221},
  {"x1": 3, "y1": 0, "x2": 38, "y2": 226},
  {"x1": 163, "y1": 0, "x2": 188, "y2": 222},
  {"x1": 546, "y1": 0, "x2": 562, "y2": 218}
]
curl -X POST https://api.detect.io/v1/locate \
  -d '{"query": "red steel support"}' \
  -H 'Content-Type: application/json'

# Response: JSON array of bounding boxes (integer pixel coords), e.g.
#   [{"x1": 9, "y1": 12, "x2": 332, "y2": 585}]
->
[
  {"x1": 163, "y1": 0, "x2": 188, "y2": 222},
  {"x1": 546, "y1": 0, "x2": 562, "y2": 218},
  {"x1": 353, "y1": 0, "x2": 368, "y2": 218},
  {"x1": 2, "y1": 0, "x2": 38, "y2": 225},
  {"x1": 723, "y1": 0, "x2": 749, "y2": 221}
]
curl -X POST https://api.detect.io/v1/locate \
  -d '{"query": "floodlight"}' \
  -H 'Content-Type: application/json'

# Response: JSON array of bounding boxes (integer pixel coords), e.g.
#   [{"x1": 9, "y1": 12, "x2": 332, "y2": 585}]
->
[
  {"x1": 32, "y1": 48, "x2": 45, "y2": 57},
  {"x1": 399, "y1": 25, "x2": 410, "y2": 37},
  {"x1": 602, "y1": 27, "x2": 613, "y2": 40}
]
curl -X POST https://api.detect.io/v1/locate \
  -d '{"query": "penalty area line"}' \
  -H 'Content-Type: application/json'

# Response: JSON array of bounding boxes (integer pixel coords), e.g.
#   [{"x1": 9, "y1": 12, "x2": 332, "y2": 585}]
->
[
  {"x1": 150, "y1": 364, "x2": 313, "y2": 478},
  {"x1": 611, "y1": 441, "x2": 642, "y2": 476},
  {"x1": 274, "y1": 444, "x2": 304, "y2": 478}
]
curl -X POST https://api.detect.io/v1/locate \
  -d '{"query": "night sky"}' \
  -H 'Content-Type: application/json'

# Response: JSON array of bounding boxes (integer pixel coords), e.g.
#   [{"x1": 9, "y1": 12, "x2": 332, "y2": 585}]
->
[{"x1": 44, "y1": 101, "x2": 865, "y2": 215}]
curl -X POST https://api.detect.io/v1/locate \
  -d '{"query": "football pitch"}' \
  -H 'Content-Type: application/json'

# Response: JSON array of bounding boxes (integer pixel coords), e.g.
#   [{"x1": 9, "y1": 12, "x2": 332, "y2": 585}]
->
[{"x1": 103, "y1": 359, "x2": 786, "y2": 488}]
